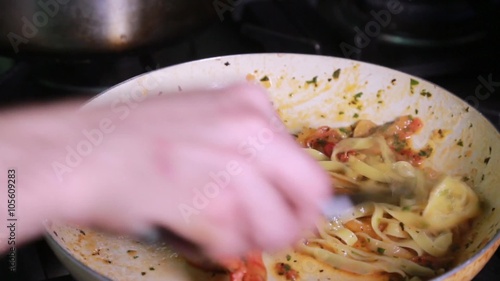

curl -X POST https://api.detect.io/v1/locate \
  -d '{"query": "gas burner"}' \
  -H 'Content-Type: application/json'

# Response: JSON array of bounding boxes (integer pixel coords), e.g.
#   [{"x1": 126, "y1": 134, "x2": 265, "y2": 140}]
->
[
  {"x1": 316, "y1": 0, "x2": 500, "y2": 77},
  {"x1": 330, "y1": 0, "x2": 492, "y2": 47}
]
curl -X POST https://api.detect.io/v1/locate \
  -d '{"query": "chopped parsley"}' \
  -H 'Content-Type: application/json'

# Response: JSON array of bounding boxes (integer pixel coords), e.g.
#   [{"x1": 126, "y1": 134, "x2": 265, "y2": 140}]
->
[
  {"x1": 420, "y1": 90, "x2": 432, "y2": 97},
  {"x1": 260, "y1": 76, "x2": 269, "y2": 82},
  {"x1": 418, "y1": 147, "x2": 432, "y2": 157},
  {"x1": 377, "y1": 247, "x2": 386, "y2": 254},
  {"x1": 286, "y1": 254, "x2": 291, "y2": 261},
  {"x1": 457, "y1": 139, "x2": 464, "y2": 147},
  {"x1": 484, "y1": 157, "x2": 491, "y2": 164},
  {"x1": 306, "y1": 76, "x2": 318, "y2": 84},
  {"x1": 437, "y1": 129, "x2": 444, "y2": 138},
  {"x1": 411, "y1": 79, "x2": 419, "y2": 86},
  {"x1": 339, "y1": 127, "x2": 350, "y2": 134},
  {"x1": 354, "y1": 92, "x2": 363, "y2": 100},
  {"x1": 333, "y1": 69, "x2": 341, "y2": 79},
  {"x1": 353, "y1": 113, "x2": 359, "y2": 118},
  {"x1": 392, "y1": 135, "x2": 407, "y2": 152}
]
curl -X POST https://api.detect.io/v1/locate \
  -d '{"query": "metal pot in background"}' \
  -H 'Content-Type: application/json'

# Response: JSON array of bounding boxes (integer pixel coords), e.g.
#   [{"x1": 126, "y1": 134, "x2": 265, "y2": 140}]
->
[{"x1": 0, "y1": 0, "x2": 218, "y2": 57}]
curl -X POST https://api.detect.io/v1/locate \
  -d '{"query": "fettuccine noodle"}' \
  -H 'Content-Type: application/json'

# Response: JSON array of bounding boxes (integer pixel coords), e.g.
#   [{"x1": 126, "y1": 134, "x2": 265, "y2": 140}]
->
[{"x1": 294, "y1": 116, "x2": 481, "y2": 280}]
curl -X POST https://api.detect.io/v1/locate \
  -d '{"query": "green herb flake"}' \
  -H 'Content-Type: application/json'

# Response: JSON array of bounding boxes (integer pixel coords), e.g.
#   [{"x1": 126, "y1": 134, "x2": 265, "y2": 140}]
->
[
  {"x1": 392, "y1": 135, "x2": 407, "y2": 152},
  {"x1": 420, "y1": 90, "x2": 432, "y2": 98},
  {"x1": 457, "y1": 140, "x2": 464, "y2": 147},
  {"x1": 133, "y1": 256, "x2": 139, "y2": 259},
  {"x1": 353, "y1": 113, "x2": 359, "y2": 118},
  {"x1": 402, "y1": 206, "x2": 411, "y2": 211},
  {"x1": 149, "y1": 267, "x2": 155, "y2": 271},
  {"x1": 333, "y1": 69, "x2": 341, "y2": 79},
  {"x1": 377, "y1": 247, "x2": 386, "y2": 254},
  {"x1": 286, "y1": 254, "x2": 291, "y2": 261},
  {"x1": 339, "y1": 128, "x2": 349, "y2": 134},
  {"x1": 306, "y1": 76, "x2": 318, "y2": 84},
  {"x1": 354, "y1": 92, "x2": 363, "y2": 99},
  {"x1": 484, "y1": 157, "x2": 491, "y2": 164},
  {"x1": 415, "y1": 109, "x2": 419, "y2": 115},
  {"x1": 339, "y1": 111, "x2": 344, "y2": 115},
  {"x1": 284, "y1": 264, "x2": 292, "y2": 271},
  {"x1": 438, "y1": 129, "x2": 444, "y2": 138},
  {"x1": 411, "y1": 79, "x2": 419, "y2": 86},
  {"x1": 260, "y1": 76, "x2": 269, "y2": 82}
]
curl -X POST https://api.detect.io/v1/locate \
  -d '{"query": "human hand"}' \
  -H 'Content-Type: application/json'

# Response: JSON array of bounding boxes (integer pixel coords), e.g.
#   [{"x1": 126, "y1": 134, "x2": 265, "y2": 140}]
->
[{"x1": 0, "y1": 84, "x2": 331, "y2": 260}]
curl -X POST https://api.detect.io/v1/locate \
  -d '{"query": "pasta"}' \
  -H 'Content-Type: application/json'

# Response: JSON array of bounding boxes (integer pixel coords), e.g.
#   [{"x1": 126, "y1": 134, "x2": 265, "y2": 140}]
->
[{"x1": 291, "y1": 116, "x2": 481, "y2": 281}]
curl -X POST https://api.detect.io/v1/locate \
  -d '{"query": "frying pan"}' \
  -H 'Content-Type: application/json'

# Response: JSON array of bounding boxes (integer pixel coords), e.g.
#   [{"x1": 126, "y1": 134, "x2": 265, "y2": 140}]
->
[
  {"x1": 45, "y1": 53, "x2": 500, "y2": 280},
  {"x1": 0, "y1": 0, "x2": 217, "y2": 57}
]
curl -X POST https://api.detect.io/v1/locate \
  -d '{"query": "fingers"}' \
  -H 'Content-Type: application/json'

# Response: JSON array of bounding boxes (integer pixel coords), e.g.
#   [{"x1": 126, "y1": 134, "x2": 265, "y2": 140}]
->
[
  {"x1": 234, "y1": 164, "x2": 301, "y2": 252},
  {"x1": 251, "y1": 132, "x2": 333, "y2": 230},
  {"x1": 163, "y1": 187, "x2": 253, "y2": 260}
]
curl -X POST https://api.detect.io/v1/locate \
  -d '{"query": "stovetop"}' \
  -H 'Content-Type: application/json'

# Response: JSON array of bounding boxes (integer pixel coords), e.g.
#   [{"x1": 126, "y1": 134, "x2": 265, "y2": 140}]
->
[{"x1": 1, "y1": 1, "x2": 500, "y2": 280}]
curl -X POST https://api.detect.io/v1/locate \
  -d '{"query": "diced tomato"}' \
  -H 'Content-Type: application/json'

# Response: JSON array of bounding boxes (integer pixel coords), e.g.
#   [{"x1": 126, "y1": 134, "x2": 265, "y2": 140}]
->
[
  {"x1": 275, "y1": 263, "x2": 299, "y2": 281},
  {"x1": 407, "y1": 117, "x2": 423, "y2": 133},
  {"x1": 323, "y1": 142, "x2": 336, "y2": 157},
  {"x1": 396, "y1": 149, "x2": 423, "y2": 166},
  {"x1": 337, "y1": 150, "x2": 356, "y2": 162}
]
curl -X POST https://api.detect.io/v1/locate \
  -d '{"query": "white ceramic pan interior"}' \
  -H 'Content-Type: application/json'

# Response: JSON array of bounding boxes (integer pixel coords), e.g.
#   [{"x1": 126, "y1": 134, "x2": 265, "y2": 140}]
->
[{"x1": 45, "y1": 54, "x2": 500, "y2": 281}]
